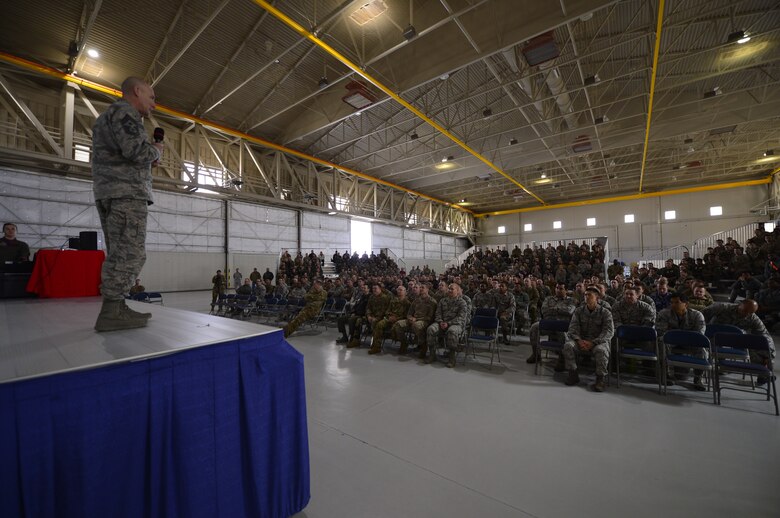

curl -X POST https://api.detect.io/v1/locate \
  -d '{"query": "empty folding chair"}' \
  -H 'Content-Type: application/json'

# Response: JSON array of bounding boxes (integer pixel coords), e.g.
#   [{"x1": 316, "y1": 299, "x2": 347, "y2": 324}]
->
[
  {"x1": 614, "y1": 325, "x2": 661, "y2": 393},
  {"x1": 713, "y1": 333, "x2": 778, "y2": 415},
  {"x1": 465, "y1": 314, "x2": 501, "y2": 368},
  {"x1": 536, "y1": 319, "x2": 570, "y2": 376},
  {"x1": 146, "y1": 292, "x2": 163, "y2": 305},
  {"x1": 662, "y1": 330, "x2": 715, "y2": 403}
]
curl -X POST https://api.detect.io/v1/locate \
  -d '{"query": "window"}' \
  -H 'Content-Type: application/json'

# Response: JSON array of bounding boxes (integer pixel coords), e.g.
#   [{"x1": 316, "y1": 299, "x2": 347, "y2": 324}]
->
[
  {"x1": 351, "y1": 219, "x2": 372, "y2": 255},
  {"x1": 624, "y1": 214, "x2": 635, "y2": 223},
  {"x1": 765, "y1": 222, "x2": 776, "y2": 233},
  {"x1": 710, "y1": 206, "x2": 723, "y2": 216},
  {"x1": 664, "y1": 210, "x2": 676, "y2": 220},
  {"x1": 497, "y1": 226, "x2": 506, "y2": 234},
  {"x1": 553, "y1": 220, "x2": 562, "y2": 229},
  {"x1": 586, "y1": 217, "x2": 596, "y2": 227},
  {"x1": 74, "y1": 144, "x2": 91, "y2": 163},
  {"x1": 334, "y1": 195, "x2": 350, "y2": 211},
  {"x1": 183, "y1": 161, "x2": 224, "y2": 195},
  {"x1": 523, "y1": 223, "x2": 532, "y2": 232},
  {"x1": 406, "y1": 212, "x2": 418, "y2": 225}
]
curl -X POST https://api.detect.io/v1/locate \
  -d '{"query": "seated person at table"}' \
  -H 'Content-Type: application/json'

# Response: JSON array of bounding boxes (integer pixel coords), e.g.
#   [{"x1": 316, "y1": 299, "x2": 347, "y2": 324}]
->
[
  {"x1": 0, "y1": 222, "x2": 31, "y2": 263},
  {"x1": 129, "y1": 278, "x2": 145, "y2": 295}
]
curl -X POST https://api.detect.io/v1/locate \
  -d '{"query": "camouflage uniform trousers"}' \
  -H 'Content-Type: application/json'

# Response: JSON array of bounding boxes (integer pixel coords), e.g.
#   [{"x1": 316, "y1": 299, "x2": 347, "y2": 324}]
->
[
  {"x1": 392, "y1": 319, "x2": 430, "y2": 348},
  {"x1": 338, "y1": 314, "x2": 365, "y2": 339},
  {"x1": 372, "y1": 317, "x2": 398, "y2": 345},
  {"x1": 96, "y1": 198, "x2": 147, "y2": 301},
  {"x1": 528, "y1": 322, "x2": 566, "y2": 355},
  {"x1": 285, "y1": 303, "x2": 322, "y2": 336},
  {"x1": 563, "y1": 340, "x2": 610, "y2": 376},
  {"x1": 426, "y1": 323, "x2": 463, "y2": 355}
]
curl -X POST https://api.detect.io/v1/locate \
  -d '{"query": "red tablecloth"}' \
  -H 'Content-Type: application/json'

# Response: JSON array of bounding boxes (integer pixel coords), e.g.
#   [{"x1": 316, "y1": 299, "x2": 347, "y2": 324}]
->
[{"x1": 26, "y1": 250, "x2": 105, "y2": 298}]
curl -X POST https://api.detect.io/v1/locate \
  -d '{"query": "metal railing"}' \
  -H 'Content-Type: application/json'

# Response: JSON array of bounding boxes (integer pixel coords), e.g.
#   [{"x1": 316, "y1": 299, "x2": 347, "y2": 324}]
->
[
  {"x1": 380, "y1": 248, "x2": 406, "y2": 271},
  {"x1": 691, "y1": 223, "x2": 761, "y2": 259},
  {"x1": 644, "y1": 244, "x2": 689, "y2": 263}
]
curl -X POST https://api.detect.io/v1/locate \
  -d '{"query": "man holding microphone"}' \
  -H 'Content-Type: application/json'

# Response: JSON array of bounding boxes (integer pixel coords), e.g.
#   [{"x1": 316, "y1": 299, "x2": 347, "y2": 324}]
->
[{"x1": 92, "y1": 77, "x2": 163, "y2": 331}]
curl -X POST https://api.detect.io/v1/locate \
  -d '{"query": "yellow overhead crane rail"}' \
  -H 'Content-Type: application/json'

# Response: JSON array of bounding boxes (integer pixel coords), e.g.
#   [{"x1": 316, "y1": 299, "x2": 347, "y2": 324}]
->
[
  {"x1": 637, "y1": 0, "x2": 665, "y2": 193},
  {"x1": 0, "y1": 51, "x2": 474, "y2": 215},
  {"x1": 250, "y1": 0, "x2": 545, "y2": 206}
]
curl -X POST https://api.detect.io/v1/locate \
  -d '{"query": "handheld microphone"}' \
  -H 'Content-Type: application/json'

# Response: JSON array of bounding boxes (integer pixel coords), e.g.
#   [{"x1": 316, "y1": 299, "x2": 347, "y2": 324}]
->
[{"x1": 153, "y1": 127, "x2": 164, "y2": 142}]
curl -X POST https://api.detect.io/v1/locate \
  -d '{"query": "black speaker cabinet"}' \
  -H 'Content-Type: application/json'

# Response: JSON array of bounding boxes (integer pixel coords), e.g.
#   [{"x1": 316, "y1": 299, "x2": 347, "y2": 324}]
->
[
  {"x1": 79, "y1": 231, "x2": 98, "y2": 250},
  {"x1": 68, "y1": 237, "x2": 80, "y2": 249}
]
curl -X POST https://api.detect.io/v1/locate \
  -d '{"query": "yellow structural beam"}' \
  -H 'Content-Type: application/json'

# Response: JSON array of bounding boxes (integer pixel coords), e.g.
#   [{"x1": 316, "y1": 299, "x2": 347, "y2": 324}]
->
[
  {"x1": 478, "y1": 177, "x2": 771, "y2": 217},
  {"x1": 637, "y1": 0, "x2": 665, "y2": 193},
  {"x1": 0, "y1": 51, "x2": 474, "y2": 214},
  {"x1": 250, "y1": 0, "x2": 545, "y2": 206}
]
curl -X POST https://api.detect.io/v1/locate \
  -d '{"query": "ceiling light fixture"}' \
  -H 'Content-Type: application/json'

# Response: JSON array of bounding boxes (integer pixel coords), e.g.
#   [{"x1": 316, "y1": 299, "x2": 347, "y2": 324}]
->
[
  {"x1": 594, "y1": 115, "x2": 608, "y2": 124},
  {"x1": 403, "y1": 24, "x2": 417, "y2": 41},
  {"x1": 318, "y1": 76, "x2": 329, "y2": 88},
  {"x1": 482, "y1": 108, "x2": 492, "y2": 118},
  {"x1": 441, "y1": 155, "x2": 454, "y2": 163},
  {"x1": 328, "y1": 211, "x2": 337, "y2": 215},
  {"x1": 684, "y1": 138, "x2": 693, "y2": 144},
  {"x1": 509, "y1": 138, "x2": 518, "y2": 145},
  {"x1": 727, "y1": 30, "x2": 750, "y2": 44},
  {"x1": 583, "y1": 74, "x2": 600, "y2": 86},
  {"x1": 410, "y1": 132, "x2": 418, "y2": 140},
  {"x1": 349, "y1": 0, "x2": 388, "y2": 25},
  {"x1": 703, "y1": 86, "x2": 722, "y2": 99},
  {"x1": 458, "y1": 198, "x2": 466, "y2": 203},
  {"x1": 540, "y1": 173, "x2": 547, "y2": 179},
  {"x1": 765, "y1": 150, "x2": 775, "y2": 157},
  {"x1": 86, "y1": 48, "x2": 99, "y2": 58}
]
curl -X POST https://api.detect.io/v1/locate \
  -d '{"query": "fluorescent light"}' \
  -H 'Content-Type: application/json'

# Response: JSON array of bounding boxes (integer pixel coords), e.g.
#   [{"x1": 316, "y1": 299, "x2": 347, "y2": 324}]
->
[
  {"x1": 524, "y1": 223, "x2": 532, "y2": 232},
  {"x1": 664, "y1": 210, "x2": 676, "y2": 220},
  {"x1": 586, "y1": 217, "x2": 596, "y2": 227},
  {"x1": 328, "y1": 211, "x2": 337, "y2": 215},
  {"x1": 710, "y1": 206, "x2": 722, "y2": 216},
  {"x1": 553, "y1": 221, "x2": 562, "y2": 229},
  {"x1": 497, "y1": 226, "x2": 506, "y2": 234},
  {"x1": 624, "y1": 214, "x2": 634, "y2": 223},
  {"x1": 86, "y1": 48, "x2": 99, "y2": 58}
]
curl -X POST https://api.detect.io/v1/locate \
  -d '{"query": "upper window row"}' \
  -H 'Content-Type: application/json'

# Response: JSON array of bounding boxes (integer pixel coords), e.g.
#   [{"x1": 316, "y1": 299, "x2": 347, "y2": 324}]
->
[{"x1": 518, "y1": 206, "x2": 724, "y2": 232}]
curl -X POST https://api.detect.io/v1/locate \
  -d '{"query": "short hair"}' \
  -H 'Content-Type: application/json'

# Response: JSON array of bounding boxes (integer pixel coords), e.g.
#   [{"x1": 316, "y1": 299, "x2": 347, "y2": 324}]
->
[
  {"x1": 671, "y1": 293, "x2": 688, "y2": 303},
  {"x1": 121, "y1": 76, "x2": 147, "y2": 97},
  {"x1": 585, "y1": 286, "x2": 600, "y2": 295},
  {"x1": 3, "y1": 222, "x2": 16, "y2": 231}
]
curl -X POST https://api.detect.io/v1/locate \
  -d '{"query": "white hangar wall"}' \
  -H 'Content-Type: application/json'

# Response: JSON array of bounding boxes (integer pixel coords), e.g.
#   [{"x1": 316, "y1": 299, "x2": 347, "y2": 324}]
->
[
  {"x1": 476, "y1": 184, "x2": 769, "y2": 262},
  {"x1": 0, "y1": 168, "x2": 467, "y2": 290}
]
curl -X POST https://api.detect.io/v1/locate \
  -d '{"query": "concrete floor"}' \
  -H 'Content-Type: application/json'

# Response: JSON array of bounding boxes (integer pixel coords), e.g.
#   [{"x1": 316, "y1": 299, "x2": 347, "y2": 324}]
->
[{"x1": 163, "y1": 291, "x2": 780, "y2": 518}]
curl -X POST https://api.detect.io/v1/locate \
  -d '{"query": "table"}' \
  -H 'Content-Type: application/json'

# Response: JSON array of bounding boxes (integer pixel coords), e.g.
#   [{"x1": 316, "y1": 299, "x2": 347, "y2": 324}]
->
[
  {"x1": 0, "y1": 330, "x2": 311, "y2": 518},
  {"x1": 26, "y1": 249, "x2": 105, "y2": 297}
]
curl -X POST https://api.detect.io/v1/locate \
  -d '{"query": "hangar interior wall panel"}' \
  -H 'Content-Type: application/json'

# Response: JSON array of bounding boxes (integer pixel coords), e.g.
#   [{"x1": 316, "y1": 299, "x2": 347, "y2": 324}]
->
[
  {"x1": 423, "y1": 233, "x2": 441, "y2": 259},
  {"x1": 230, "y1": 201, "x2": 297, "y2": 254},
  {"x1": 372, "y1": 224, "x2": 404, "y2": 252},
  {"x1": 300, "y1": 213, "x2": 350, "y2": 255},
  {"x1": 402, "y1": 229, "x2": 424, "y2": 259},
  {"x1": 147, "y1": 192, "x2": 224, "y2": 253}
]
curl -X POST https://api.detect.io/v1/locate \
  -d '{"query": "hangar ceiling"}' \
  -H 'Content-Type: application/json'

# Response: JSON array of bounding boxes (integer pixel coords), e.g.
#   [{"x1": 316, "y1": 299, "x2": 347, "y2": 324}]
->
[{"x1": 0, "y1": 0, "x2": 779, "y2": 214}]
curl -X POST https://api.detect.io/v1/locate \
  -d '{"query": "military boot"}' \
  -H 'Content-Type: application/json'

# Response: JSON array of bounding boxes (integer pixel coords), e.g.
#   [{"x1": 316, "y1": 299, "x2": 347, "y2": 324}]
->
[
  {"x1": 398, "y1": 341, "x2": 408, "y2": 355},
  {"x1": 446, "y1": 350, "x2": 457, "y2": 368},
  {"x1": 94, "y1": 299, "x2": 148, "y2": 332},
  {"x1": 565, "y1": 369, "x2": 580, "y2": 386},
  {"x1": 347, "y1": 338, "x2": 361, "y2": 348},
  {"x1": 121, "y1": 299, "x2": 151, "y2": 320},
  {"x1": 417, "y1": 344, "x2": 428, "y2": 359},
  {"x1": 368, "y1": 341, "x2": 382, "y2": 355},
  {"x1": 593, "y1": 375, "x2": 606, "y2": 392}
]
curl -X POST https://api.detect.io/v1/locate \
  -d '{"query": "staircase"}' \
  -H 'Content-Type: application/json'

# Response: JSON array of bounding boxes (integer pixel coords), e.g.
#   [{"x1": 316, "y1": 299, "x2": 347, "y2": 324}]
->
[{"x1": 322, "y1": 261, "x2": 338, "y2": 279}]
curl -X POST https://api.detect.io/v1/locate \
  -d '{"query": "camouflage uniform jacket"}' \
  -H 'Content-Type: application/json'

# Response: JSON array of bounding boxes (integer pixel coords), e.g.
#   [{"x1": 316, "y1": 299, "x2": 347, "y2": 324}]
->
[
  {"x1": 472, "y1": 291, "x2": 495, "y2": 309},
  {"x1": 304, "y1": 287, "x2": 328, "y2": 310},
  {"x1": 540, "y1": 295, "x2": 576, "y2": 320},
  {"x1": 407, "y1": 296, "x2": 437, "y2": 322},
  {"x1": 92, "y1": 99, "x2": 160, "y2": 203},
  {"x1": 367, "y1": 291, "x2": 391, "y2": 319},
  {"x1": 687, "y1": 296, "x2": 713, "y2": 313},
  {"x1": 385, "y1": 296, "x2": 411, "y2": 321},
  {"x1": 611, "y1": 300, "x2": 655, "y2": 328},
  {"x1": 567, "y1": 304, "x2": 614, "y2": 346},
  {"x1": 434, "y1": 296, "x2": 469, "y2": 328},
  {"x1": 493, "y1": 291, "x2": 516, "y2": 316},
  {"x1": 655, "y1": 307, "x2": 705, "y2": 336},
  {"x1": 702, "y1": 304, "x2": 775, "y2": 355}
]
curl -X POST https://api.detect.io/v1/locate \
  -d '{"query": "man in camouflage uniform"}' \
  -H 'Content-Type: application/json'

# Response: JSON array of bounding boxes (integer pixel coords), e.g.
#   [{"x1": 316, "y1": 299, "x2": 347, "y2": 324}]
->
[
  {"x1": 370, "y1": 286, "x2": 410, "y2": 354},
  {"x1": 211, "y1": 270, "x2": 226, "y2": 307},
  {"x1": 612, "y1": 287, "x2": 655, "y2": 329},
  {"x1": 494, "y1": 282, "x2": 516, "y2": 344},
  {"x1": 364, "y1": 284, "x2": 391, "y2": 345},
  {"x1": 562, "y1": 287, "x2": 614, "y2": 392},
  {"x1": 472, "y1": 283, "x2": 494, "y2": 310},
  {"x1": 338, "y1": 284, "x2": 370, "y2": 347},
  {"x1": 527, "y1": 283, "x2": 575, "y2": 364},
  {"x1": 393, "y1": 284, "x2": 437, "y2": 356},
  {"x1": 426, "y1": 283, "x2": 469, "y2": 368},
  {"x1": 656, "y1": 293, "x2": 707, "y2": 390},
  {"x1": 512, "y1": 283, "x2": 531, "y2": 333},
  {"x1": 92, "y1": 77, "x2": 163, "y2": 331},
  {"x1": 703, "y1": 299, "x2": 775, "y2": 384},
  {"x1": 283, "y1": 279, "x2": 327, "y2": 337},
  {"x1": 523, "y1": 277, "x2": 540, "y2": 324}
]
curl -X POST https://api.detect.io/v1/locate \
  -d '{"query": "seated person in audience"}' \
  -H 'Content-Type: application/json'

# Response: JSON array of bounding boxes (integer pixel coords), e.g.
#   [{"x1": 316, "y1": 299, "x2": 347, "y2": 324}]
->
[
  {"x1": 571, "y1": 282, "x2": 586, "y2": 305},
  {"x1": 687, "y1": 284, "x2": 713, "y2": 312},
  {"x1": 276, "y1": 278, "x2": 290, "y2": 300},
  {"x1": 365, "y1": 283, "x2": 391, "y2": 342},
  {"x1": 527, "y1": 283, "x2": 576, "y2": 364},
  {"x1": 370, "y1": 286, "x2": 410, "y2": 355},
  {"x1": 394, "y1": 283, "x2": 437, "y2": 356},
  {"x1": 757, "y1": 279, "x2": 780, "y2": 329},
  {"x1": 426, "y1": 283, "x2": 469, "y2": 368},
  {"x1": 432, "y1": 282, "x2": 449, "y2": 301},
  {"x1": 283, "y1": 279, "x2": 327, "y2": 338},
  {"x1": 0, "y1": 222, "x2": 31, "y2": 263},
  {"x1": 561, "y1": 287, "x2": 614, "y2": 392},
  {"x1": 494, "y1": 282, "x2": 516, "y2": 344},
  {"x1": 338, "y1": 284, "x2": 370, "y2": 347},
  {"x1": 612, "y1": 286, "x2": 655, "y2": 328},
  {"x1": 651, "y1": 279, "x2": 673, "y2": 311},
  {"x1": 512, "y1": 283, "x2": 531, "y2": 332},
  {"x1": 472, "y1": 282, "x2": 494, "y2": 309},
  {"x1": 253, "y1": 279, "x2": 266, "y2": 298},
  {"x1": 703, "y1": 299, "x2": 775, "y2": 385},
  {"x1": 728, "y1": 271, "x2": 762, "y2": 303},
  {"x1": 236, "y1": 278, "x2": 252, "y2": 296},
  {"x1": 129, "y1": 278, "x2": 145, "y2": 295},
  {"x1": 289, "y1": 281, "x2": 307, "y2": 299},
  {"x1": 656, "y1": 293, "x2": 706, "y2": 390},
  {"x1": 523, "y1": 277, "x2": 540, "y2": 323}
]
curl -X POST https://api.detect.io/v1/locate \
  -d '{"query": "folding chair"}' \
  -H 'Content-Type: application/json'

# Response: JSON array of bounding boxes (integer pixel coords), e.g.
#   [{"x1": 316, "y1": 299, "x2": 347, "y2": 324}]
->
[
  {"x1": 662, "y1": 330, "x2": 715, "y2": 403},
  {"x1": 131, "y1": 292, "x2": 149, "y2": 302},
  {"x1": 535, "y1": 319, "x2": 570, "y2": 376},
  {"x1": 146, "y1": 292, "x2": 163, "y2": 305},
  {"x1": 706, "y1": 324, "x2": 752, "y2": 387},
  {"x1": 614, "y1": 325, "x2": 661, "y2": 393},
  {"x1": 465, "y1": 314, "x2": 501, "y2": 368},
  {"x1": 321, "y1": 298, "x2": 347, "y2": 327},
  {"x1": 474, "y1": 307, "x2": 498, "y2": 317},
  {"x1": 713, "y1": 333, "x2": 778, "y2": 415}
]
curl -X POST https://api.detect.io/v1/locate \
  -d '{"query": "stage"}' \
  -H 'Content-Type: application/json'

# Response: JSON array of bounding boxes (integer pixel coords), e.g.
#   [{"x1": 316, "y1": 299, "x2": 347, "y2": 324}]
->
[{"x1": 0, "y1": 297, "x2": 310, "y2": 517}]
